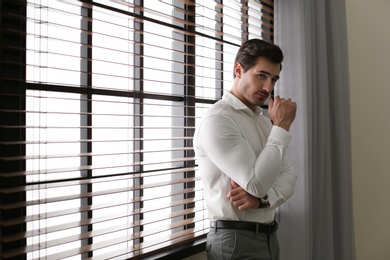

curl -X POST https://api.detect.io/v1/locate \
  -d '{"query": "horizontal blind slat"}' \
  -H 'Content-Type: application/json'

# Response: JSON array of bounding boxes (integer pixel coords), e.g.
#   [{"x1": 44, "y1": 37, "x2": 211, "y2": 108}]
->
[
  {"x1": 0, "y1": 166, "x2": 197, "y2": 193},
  {"x1": 0, "y1": 157, "x2": 196, "y2": 177},
  {"x1": 1, "y1": 147, "x2": 194, "y2": 161}
]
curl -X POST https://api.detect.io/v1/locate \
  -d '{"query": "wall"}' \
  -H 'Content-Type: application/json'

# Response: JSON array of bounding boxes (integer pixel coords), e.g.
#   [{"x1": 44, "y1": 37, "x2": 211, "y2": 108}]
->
[{"x1": 346, "y1": 0, "x2": 390, "y2": 260}]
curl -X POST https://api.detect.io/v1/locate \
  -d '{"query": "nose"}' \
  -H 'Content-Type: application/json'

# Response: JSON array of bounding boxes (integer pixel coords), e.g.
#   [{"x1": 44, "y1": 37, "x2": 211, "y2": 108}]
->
[{"x1": 263, "y1": 79, "x2": 274, "y2": 93}]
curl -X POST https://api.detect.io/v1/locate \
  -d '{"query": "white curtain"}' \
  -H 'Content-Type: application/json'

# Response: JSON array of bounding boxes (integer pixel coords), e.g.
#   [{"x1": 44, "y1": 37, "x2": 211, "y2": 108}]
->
[{"x1": 274, "y1": 1, "x2": 355, "y2": 259}]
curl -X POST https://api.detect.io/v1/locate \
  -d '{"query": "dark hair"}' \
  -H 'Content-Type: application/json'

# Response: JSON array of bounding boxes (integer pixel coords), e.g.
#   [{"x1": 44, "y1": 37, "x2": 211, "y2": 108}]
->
[{"x1": 233, "y1": 39, "x2": 284, "y2": 78}]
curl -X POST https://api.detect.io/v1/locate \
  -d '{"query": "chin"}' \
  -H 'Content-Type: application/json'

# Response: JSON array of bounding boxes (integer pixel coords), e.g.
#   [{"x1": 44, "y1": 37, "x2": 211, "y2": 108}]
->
[{"x1": 255, "y1": 100, "x2": 265, "y2": 106}]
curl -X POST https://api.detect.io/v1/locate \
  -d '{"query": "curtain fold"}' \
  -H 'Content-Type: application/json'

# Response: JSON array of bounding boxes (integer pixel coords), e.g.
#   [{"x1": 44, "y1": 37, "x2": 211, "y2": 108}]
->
[{"x1": 274, "y1": 1, "x2": 355, "y2": 259}]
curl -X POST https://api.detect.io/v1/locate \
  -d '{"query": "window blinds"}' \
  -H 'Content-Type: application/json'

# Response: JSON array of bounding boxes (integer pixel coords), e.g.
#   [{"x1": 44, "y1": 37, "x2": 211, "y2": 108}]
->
[{"x1": 0, "y1": 0, "x2": 274, "y2": 259}]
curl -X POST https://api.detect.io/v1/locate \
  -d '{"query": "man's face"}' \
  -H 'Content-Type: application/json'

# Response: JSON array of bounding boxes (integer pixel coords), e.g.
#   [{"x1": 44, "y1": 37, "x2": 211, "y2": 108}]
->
[{"x1": 234, "y1": 57, "x2": 281, "y2": 111}]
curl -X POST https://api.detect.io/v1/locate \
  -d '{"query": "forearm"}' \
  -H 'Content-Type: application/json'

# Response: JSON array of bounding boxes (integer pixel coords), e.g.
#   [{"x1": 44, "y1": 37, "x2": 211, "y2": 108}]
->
[
  {"x1": 228, "y1": 162, "x2": 296, "y2": 211},
  {"x1": 267, "y1": 162, "x2": 297, "y2": 209},
  {"x1": 243, "y1": 126, "x2": 293, "y2": 197},
  {"x1": 228, "y1": 164, "x2": 296, "y2": 211}
]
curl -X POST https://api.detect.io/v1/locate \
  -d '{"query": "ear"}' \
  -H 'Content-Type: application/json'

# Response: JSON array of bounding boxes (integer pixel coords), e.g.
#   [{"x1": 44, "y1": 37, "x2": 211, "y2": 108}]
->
[{"x1": 234, "y1": 63, "x2": 243, "y2": 78}]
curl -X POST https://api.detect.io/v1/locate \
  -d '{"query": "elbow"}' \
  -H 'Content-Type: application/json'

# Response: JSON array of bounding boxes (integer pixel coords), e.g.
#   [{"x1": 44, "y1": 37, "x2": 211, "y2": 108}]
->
[
  {"x1": 245, "y1": 178, "x2": 270, "y2": 198},
  {"x1": 280, "y1": 175, "x2": 297, "y2": 199},
  {"x1": 245, "y1": 167, "x2": 280, "y2": 198}
]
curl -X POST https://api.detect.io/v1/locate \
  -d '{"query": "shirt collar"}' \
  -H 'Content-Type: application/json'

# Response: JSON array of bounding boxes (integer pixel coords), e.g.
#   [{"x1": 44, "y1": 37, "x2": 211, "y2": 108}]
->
[{"x1": 222, "y1": 90, "x2": 263, "y2": 116}]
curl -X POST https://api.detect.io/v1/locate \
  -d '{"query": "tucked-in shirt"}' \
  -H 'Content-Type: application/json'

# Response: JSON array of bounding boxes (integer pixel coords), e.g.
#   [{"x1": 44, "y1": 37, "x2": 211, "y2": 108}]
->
[{"x1": 193, "y1": 91, "x2": 297, "y2": 224}]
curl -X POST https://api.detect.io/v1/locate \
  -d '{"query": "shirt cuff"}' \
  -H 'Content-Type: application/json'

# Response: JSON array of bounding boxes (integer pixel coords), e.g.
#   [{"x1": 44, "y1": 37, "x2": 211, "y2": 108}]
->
[{"x1": 268, "y1": 125, "x2": 292, "y2": 146}]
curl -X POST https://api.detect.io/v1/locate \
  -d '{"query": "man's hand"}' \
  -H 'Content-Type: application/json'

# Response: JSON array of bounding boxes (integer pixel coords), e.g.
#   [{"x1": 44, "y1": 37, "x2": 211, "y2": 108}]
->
[
  {"x1": 227, "y1": 180, "x2": 260, "y2": 210},
  {"x1": 268, "y1": 95, "x2": 297, "y2": 131}
]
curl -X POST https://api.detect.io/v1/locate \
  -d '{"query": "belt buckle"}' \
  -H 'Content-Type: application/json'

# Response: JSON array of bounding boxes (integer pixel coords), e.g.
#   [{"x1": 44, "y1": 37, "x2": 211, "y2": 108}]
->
[{"x1": 268, "y1": 221, "x2": 278, "y2": 234}]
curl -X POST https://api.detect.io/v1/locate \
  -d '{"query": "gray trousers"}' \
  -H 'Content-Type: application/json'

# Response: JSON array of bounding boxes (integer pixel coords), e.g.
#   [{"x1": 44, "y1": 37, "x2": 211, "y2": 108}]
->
[{"x1": 206, "y1": 228, "x2": 279, "y2": 260}]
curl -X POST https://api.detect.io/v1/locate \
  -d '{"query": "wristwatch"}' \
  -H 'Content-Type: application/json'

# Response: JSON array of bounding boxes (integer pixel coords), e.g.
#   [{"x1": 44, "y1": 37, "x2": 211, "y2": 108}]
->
[{"x1": 258, "y1": 194, "x2": 270, "y2": 208}]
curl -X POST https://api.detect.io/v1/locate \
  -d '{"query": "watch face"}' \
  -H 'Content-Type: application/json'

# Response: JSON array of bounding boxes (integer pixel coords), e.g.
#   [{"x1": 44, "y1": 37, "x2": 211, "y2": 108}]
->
[{"x1": 260, "y1": 196, "x2": 270, "y2": 208}]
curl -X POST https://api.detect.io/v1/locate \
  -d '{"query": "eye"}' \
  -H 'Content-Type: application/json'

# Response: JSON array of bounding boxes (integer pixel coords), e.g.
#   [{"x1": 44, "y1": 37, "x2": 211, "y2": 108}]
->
[
  {"x1": 257, "y1": 74, "x2": 267, "y2": 79},
  {"x1": 272, "y1": 78, "x2": 279, "y2": 83}
]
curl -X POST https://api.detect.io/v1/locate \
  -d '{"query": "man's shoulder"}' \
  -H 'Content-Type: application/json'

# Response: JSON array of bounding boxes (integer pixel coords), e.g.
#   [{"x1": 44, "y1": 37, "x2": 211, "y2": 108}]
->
[
  {"x1": 197, "y1": 100, "x2": 237, "y2": 131},
  {"x1": 205, "y1": 99, "x2": 235, "y2": 116}
]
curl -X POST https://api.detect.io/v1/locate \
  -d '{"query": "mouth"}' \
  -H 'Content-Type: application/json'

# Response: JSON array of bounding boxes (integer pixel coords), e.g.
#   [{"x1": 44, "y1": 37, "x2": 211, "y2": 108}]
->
[{"x1": 256, "y1": 92, "x2": 269, "y2": 99}]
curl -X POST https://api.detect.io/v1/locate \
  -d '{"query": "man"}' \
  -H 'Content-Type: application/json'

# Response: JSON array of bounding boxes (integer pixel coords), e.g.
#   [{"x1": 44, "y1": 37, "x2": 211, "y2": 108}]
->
[{"x1": 193, "y1": 39, "x2": 297, "y2": 260}]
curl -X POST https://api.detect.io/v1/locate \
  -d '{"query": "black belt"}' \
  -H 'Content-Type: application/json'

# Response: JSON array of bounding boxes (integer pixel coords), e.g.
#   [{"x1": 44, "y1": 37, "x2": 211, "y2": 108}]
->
[{"x1": 210, "y1": 220, "x2": 278, "y2": 234}]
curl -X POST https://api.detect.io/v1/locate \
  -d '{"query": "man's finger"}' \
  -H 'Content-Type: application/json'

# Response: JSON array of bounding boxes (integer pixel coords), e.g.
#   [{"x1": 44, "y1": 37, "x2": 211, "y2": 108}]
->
[
  {"x1": 230, "y1": 179, "x2": 240, "y2": 188},
  {"x1": 268, "y1": 97, "x2": 274, "y2": 110}
]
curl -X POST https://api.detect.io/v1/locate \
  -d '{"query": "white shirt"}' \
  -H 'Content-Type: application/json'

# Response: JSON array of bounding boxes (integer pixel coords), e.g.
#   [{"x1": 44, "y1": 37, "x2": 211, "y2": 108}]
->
[{"x1": 193, "y1": 91, "x2": 297, "y2": 223}]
